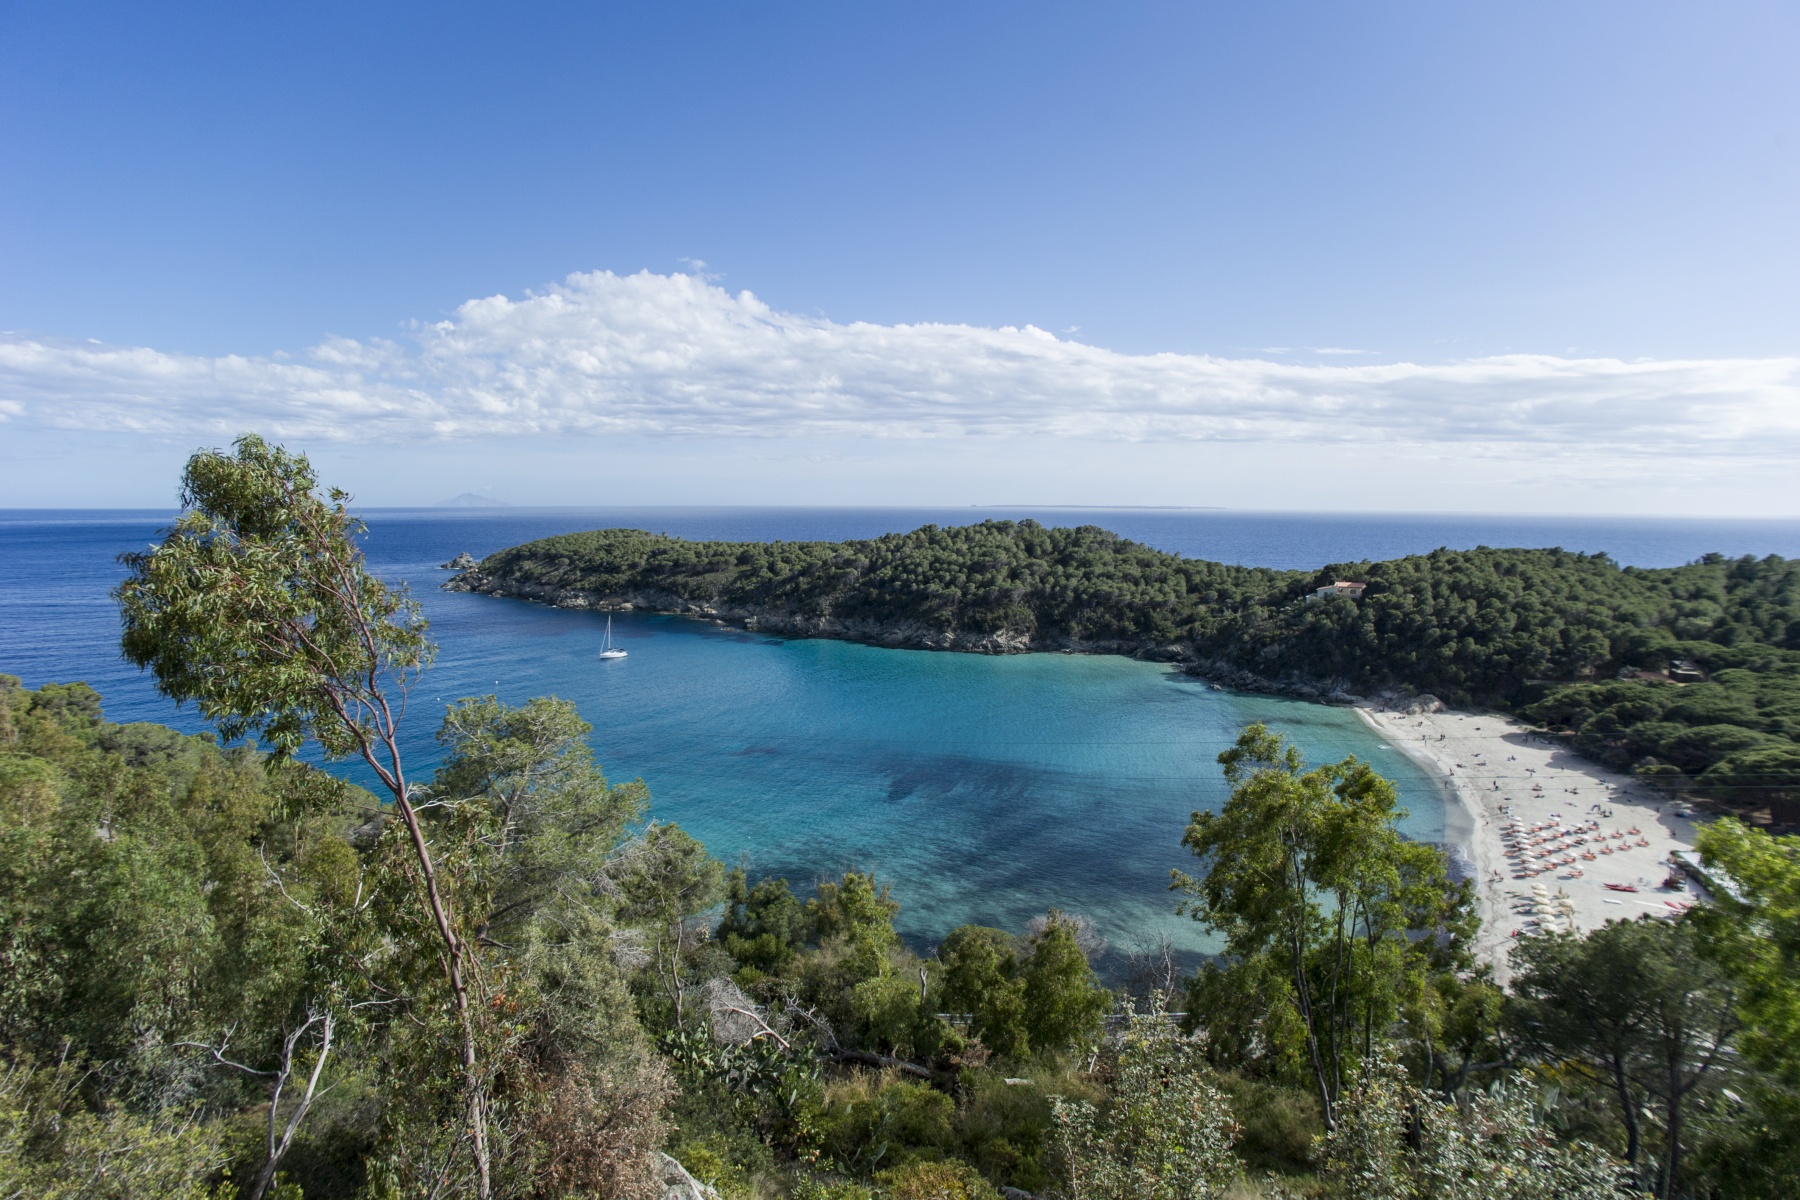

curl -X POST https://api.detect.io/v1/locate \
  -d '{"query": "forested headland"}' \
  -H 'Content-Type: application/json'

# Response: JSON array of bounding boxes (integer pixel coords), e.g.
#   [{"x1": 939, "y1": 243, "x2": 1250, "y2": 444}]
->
[{"x1": 452, "y1": 522, "x2": 1800, "y2": 824}]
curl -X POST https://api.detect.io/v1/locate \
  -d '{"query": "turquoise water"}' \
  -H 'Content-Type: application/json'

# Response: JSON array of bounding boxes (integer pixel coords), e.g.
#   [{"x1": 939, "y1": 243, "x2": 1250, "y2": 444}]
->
[{"x1": 420, "y1": 590, "x2": 1450, "y2": 960}]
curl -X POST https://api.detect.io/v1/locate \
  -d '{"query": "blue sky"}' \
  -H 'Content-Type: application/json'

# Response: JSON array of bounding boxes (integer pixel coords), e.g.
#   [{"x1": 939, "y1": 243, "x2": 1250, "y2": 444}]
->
[{"x1": 2, "y1": 2, "x2": 1797, "y2": 512}]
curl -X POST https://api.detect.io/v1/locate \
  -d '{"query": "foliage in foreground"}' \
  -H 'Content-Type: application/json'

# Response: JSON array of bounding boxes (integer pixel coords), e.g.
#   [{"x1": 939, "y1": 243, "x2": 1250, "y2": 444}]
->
[
  {"x1": 1175, "y1": 724, "x2": 1476, "y2": 1131},
  {"x1": 1292, "y1": 1057, "x2": 1632, "y2": 1200},
  {"x1": 15, "y1": 663, "x2": 1800, "y2": 1198},
  {"x1": 0, "y1": 1055, "x2": 232, "y2": 1200},
  {"x1": 1050, "y1": 1004, "x2": 1240, "y2": 1200}
]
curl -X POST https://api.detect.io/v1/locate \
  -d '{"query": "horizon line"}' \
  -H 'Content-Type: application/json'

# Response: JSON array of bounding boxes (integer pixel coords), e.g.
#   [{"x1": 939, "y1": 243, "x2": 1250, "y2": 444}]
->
[{"x1": 5, "y1": 504, "x2": 1800, "y2": 523}]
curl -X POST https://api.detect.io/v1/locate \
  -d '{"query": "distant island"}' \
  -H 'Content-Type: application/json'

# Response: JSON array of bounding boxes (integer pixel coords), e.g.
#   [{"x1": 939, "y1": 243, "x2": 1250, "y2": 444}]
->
[
  {"x1": 434, "y1": 492, "x2": 510, "y2": 507},
  {"x1": 448, "y1": 520, "x2": 1800, "y2": 825}
]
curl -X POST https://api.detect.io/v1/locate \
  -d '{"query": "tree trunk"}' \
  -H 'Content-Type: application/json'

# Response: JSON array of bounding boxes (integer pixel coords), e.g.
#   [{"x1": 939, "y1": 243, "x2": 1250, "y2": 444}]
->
[
  {"x1": 341, "y1": 684, "x2": 493, "y2": 1200},
  {"x1": 386, "y1": 772, "x2": 492, "y2": 1200},
  {"x1": 1662, "y1": 1054, "x2": 1683, "y2": 1200},
  {"x1": 1286, "y1": 853, "x2": 1334, "y2": 1130},
  {"x1": 1610, "y1": 1053, "x2": 1640, "y2": 1173}
]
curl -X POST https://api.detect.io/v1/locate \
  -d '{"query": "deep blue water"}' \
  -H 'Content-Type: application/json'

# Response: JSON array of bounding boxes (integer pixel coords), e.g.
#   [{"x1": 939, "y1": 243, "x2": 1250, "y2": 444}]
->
[{"x1": 5, "y1": 506, "x2": 1798, "y2": 958}]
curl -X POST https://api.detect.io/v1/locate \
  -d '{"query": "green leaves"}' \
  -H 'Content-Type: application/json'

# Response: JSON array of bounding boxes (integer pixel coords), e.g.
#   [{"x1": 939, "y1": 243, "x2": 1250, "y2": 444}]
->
[
  {"x1": 612, "y1": 822, "x2": 726, "y2": 929},
  {"x1": 1176, "y1": 725, "x2": 1462, "y2": 1124},
  {"x1": 936, "y1": 916, "x2": 1108, "y2": 1061},
  {"x1": 718, "y1": 870, "x2": 808, "y2": 974},
  {"x1": 938, "y1": 927, "x2": 1029, "y2": 1059},
  {"x1": 1695, "y1": 819, "x2": 1800, "y2": 1087},
  {"x1": 1050, "y1": 1004, "x2": 1241, "y2": 1200},
  {"x1": 1019, "y1": 914, "x2": 1109, "y2": 1056},
  {"x1": 0, "y1": 676, "x2": 367, "y2": 1154},
  {"x1": 431, "y1": 694, "x2": 647, "y2": 939},
  {"x1": 116, "y1": 434, "x2": 431, "y2": 764},
  {"x1": 1302, "y1": 1056, "x2": 1632, "y2": 1200},
  {"x1": 1507, "y1": 916, "x2": 1739, "y2": 1190}
]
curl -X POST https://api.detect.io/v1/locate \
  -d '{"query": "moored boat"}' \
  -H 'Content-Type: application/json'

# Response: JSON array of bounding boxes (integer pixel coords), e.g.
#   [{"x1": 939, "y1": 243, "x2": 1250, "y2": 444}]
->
[{"x1": 598, "y1": 614, "x2": 628, "y2": 660}]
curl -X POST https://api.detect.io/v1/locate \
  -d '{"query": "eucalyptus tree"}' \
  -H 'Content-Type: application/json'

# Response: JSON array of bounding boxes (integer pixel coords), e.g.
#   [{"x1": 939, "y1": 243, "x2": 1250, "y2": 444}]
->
[
  {"x1": 114, "y1": 435, "x2": 498, "y2": 1197},
  {"x1": 1174, "y1": 724, "x2": 1464, "y2": 1129}
]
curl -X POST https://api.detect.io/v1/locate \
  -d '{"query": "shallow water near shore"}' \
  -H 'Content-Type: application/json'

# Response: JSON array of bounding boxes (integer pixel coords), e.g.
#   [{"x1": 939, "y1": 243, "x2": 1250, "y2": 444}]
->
[
  {"x1": 10, "y1": 505, "x2": 1790, "y2": 959},
  {"x1": 416, "y1": 593, "x2": 1452, "y2": 960}
]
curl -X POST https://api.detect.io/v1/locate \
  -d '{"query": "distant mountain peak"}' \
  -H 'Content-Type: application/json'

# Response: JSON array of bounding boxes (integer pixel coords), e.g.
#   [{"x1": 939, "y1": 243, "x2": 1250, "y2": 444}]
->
[{"x1": 435, "y1": 493, "x2": 510, "y2": 508}]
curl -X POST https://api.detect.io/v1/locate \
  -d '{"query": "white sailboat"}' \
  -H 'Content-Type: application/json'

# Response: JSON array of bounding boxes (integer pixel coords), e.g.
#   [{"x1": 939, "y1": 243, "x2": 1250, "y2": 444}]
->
[{"x1": 597, "y1": 614, "x2": 628, "y2": 660}]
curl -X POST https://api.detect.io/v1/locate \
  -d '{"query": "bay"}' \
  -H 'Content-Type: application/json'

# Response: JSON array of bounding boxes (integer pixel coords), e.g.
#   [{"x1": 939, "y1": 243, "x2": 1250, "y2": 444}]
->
[{"x1": 5, "y1": 505, "x2": 1797, "y2": 961}]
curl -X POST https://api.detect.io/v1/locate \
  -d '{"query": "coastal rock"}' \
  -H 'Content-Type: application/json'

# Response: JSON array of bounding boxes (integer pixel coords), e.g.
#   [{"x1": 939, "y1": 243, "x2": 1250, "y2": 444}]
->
[
  {"x1": 447, "y1": 563, "x2": 1421, "y2": 715},
  {"x1": 440, "y1": 551, "x2": 477, "y2": 570},
  {"x1": 444, "y1": 571, "x2": 1056, "y2": 655},
  {"x1": 653, "y1": 1152, "x2": 720, "y2": 1200},
  {"x1": 449, "y1": 569, "x2": 1388, "y2": 704},
  {"x1": 1405, "y1": 693, "x2": 1445, "y2": 715}
]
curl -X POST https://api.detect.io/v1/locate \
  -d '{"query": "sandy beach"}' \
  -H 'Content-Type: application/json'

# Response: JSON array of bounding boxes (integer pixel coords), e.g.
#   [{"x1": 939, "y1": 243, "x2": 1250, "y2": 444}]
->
[{"x1": 1356, "y1": 705, "x2": 1705, "y2": 983}]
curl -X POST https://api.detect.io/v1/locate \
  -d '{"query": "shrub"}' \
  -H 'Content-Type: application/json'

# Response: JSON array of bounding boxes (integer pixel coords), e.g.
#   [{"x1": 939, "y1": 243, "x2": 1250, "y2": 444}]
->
[
  {"x1": 953, "y1": 1066, "x2": 1099, "y2": 1194},
  {"x1": 1297, "y1": 1057, "x2": 1631, "y2": 1200},
  {"x1": 1218, "y1": 1075, "x2": 1322, "y2": 1175},
  {"x1": 1050, "y1": 1006, "x2": 1240, "y2": 1200},
  {"x1": 791, "y1": 1177, "x2": 875, "y2": 1200},
  {"x1": 816, "y1": 1072, "x2": 955, "y2": 1176},
  {"x1": 0, "y1": 1057, "x2": 233, "y2": 1200},
  {"x1": 875, "y1": 1158, "x2": 1003, "y2": 1200}
]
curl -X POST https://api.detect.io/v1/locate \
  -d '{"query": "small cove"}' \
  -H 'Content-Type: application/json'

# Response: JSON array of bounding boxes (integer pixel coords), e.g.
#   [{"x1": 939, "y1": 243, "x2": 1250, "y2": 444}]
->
[{"x1": 420, "y1": 591, "x2": 1448, "y2": 960}]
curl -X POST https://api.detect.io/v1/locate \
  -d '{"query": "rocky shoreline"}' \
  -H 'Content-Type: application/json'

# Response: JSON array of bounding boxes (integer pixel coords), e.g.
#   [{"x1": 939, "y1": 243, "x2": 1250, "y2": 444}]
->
[{"x1": 442, "y1": 562, "x2": 1389, "y2": 706}]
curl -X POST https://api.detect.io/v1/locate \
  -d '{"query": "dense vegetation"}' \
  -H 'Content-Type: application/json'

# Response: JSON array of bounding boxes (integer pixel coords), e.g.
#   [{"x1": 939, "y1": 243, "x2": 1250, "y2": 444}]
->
[
  {"x1": 11, "y1": 673, "x2": 1799, "y2": 1198},
  {"x1": 457, "y1": 522, "x2": 1287, "y2": 646},
  {"x1": 463, "y1": 524, "x2": 1800, "y2": 821}
]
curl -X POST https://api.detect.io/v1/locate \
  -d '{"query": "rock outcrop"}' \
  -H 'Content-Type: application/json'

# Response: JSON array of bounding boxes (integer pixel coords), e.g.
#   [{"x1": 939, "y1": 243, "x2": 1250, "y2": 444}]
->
[
  {"x1": 443, "y1": 566, "x2": 1154, "y2": 658},
  {"x1": 440, "y1": 552, "x2": 478, "y2": 570},
  {"x1": 653, "y1": 1152, "x2": 720, "y2": 1200}
]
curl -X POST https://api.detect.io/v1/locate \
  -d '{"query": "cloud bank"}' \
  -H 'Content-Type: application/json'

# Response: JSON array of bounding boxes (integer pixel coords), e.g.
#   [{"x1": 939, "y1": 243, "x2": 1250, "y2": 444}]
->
[{"x1": 3, "y1": 269, "x2": 1797, "y2": 459}]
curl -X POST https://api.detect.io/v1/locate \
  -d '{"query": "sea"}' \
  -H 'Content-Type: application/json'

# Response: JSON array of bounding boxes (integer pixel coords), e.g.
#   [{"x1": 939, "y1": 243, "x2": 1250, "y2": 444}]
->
[{"x1": 5, "y1": 506, "x2": 1798, "y2": 966}]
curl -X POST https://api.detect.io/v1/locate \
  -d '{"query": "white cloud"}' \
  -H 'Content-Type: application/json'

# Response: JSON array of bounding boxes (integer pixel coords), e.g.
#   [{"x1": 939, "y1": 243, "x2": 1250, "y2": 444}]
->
[{"x1": 2, "y1": 268, "x2": 1797, "y2": 461}]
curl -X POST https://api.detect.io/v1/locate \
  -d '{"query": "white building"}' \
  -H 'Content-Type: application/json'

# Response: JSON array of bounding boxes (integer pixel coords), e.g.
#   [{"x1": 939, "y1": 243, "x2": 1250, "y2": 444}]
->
[{"x1": 1307, "y1": 580, "x2": 1367, "y2": 602}]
